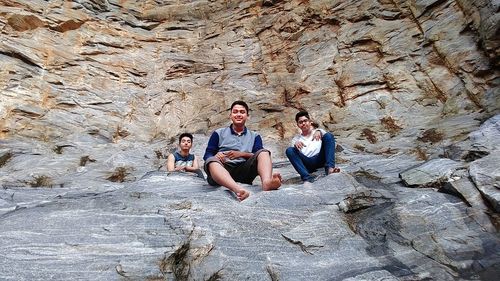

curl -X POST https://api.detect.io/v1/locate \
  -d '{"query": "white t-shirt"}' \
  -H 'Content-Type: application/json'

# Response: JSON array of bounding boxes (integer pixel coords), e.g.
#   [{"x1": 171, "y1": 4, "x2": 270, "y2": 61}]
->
[{"x1": 291, "y1": 129, "x2": 325, "y2": 157}]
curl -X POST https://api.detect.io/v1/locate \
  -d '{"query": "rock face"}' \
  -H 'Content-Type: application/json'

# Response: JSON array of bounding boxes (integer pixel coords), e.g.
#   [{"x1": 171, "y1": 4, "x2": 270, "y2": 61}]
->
[
  {"x1": 0, "y1": 0, "x2": 499, "y2": 280},
  {"x1": 1, "y1": 172, "x2": 499, "y2": 280},
  {"x1": 469, "y1": 151, "x2": 500, "y2": 212},
  {"x1": 399, "y1": 158, "x2": 465, "y2": 187},
  {"x1": 0, "y1": 0, "x2": 498, "y2": 150}
]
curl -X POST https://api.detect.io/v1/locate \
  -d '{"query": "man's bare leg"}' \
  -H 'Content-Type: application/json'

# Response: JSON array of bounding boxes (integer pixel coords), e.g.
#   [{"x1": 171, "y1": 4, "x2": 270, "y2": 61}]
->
[
  {"x1": 257, "y1": 151, "x2": 282, "y2": 191},
  {"x1": 208, "y1": 162, "x2": 250, "y2": 201}
]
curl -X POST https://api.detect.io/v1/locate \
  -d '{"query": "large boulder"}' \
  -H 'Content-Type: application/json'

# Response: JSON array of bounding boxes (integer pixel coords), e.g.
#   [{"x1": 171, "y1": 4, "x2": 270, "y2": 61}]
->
[
  {"x1": 399, "y1": 158, "x2": 465, "y2": 187},
  {"x1": 469, "y1": 151, "x2": 500, "y2": 212},
  {"x1": 1, "y1": 171, "x2": 499, "y2": 280}
]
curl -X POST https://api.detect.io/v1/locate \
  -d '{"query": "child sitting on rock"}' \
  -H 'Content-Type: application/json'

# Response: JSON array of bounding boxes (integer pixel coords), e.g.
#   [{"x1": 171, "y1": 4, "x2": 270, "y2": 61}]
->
[{"x1": 167, "y1": 133, "x2": 205, "y2": 179}]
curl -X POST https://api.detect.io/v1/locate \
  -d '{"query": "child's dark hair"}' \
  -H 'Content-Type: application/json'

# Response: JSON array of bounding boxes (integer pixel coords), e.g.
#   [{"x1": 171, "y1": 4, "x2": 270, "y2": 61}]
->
[
  {"x1": 178, "y1": 133, "x2": 193, "y2": 143},
  {"x1": 230, "y1": 100, "x2": 250, "y2": 113},
  {"x1": 295, "y1": 111, "x2": 310, "y2": 122}
]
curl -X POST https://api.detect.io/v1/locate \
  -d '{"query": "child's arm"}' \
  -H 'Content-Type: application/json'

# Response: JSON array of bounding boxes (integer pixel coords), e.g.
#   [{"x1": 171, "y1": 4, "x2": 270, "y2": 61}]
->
[
  {"x1": 192, "y1": 155, "x2": 200, "y2": 169},
  {"x1": 166, "y1": 154, "x2": 176, "y2": 172},
  {"x1": 185, "y1": 155, "x2": 200, "y2": 171}
]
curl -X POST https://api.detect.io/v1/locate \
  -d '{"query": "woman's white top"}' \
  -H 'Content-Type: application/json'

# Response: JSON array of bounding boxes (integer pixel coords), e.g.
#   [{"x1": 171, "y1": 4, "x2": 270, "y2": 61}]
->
[{"x1": 291, "y1": 129, "x2": 326, "y2": 157}]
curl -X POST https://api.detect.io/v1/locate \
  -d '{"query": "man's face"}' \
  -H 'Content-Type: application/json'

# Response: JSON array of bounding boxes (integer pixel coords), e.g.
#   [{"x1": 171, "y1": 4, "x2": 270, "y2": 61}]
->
[
  {"x1": 179, "y1": 137, "x2": 192, "y2": 150},
  {"x1": 230, "y1": 104, "x2": 248, "y2": 126},
  {"x1": 296, "y1": 116, "x2": 311, "y2": 133}
]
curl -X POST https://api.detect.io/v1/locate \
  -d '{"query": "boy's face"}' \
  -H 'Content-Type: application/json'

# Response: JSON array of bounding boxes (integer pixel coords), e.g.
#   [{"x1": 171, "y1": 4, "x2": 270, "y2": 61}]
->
[
  {"x1": 296, "y1": 116, "x2": 311, "y2": 133},
  {"x1": 230, "y1": 104, "x2": 248, "y2": 126},
  {"x1": 179, "y1": 137, "x2": 192, "y2": 150}
]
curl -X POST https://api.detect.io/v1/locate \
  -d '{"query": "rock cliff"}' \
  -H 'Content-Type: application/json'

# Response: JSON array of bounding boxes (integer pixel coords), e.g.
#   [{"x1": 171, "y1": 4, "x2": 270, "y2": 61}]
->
[{"x1": 0, "y1": 0, "x2": 499, "y2": 280}]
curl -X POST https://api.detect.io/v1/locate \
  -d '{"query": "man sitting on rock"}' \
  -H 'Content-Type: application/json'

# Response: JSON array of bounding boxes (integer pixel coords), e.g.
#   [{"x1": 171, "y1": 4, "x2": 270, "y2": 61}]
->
[
  {"x1": 286, "y1": 110, "x2": 340, "y2": 184},
  {"x1": 167, "y1": 133, "x2": 205, "y2": 179},
  {"x1": 203, "y1": 100, "x2": 282, "y2": 201}
]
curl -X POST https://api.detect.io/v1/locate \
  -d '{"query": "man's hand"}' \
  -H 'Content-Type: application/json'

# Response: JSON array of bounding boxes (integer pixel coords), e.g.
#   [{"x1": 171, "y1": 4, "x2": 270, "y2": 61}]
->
[
  {"x1": 313, "y1": 130, "x2": 322, "y2": 141},
  {"x1": 215, "y1": 152, "x2": 227, "y2": 163},
  {"x1": 224, "y1": 150, "x2": 242, "y2": 160},
  {"x1": 216, "y1": 150, "x2": 249, "y2": 161},
  {"x1": 294, "y1": 141, "x2": 306, "y2": 150}
]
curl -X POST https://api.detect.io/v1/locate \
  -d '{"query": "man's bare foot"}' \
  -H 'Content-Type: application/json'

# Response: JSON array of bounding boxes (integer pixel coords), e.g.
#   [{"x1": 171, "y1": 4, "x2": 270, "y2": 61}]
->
[
  {"x1": 262, "y1": 173, "x2": 282, "y2": 191},
  {"x1": 235, "y1": 189, "x2": 250, "y2": 201},
  {"x1": 327, "y1": 167, "x2": 340, "y2": 175}
]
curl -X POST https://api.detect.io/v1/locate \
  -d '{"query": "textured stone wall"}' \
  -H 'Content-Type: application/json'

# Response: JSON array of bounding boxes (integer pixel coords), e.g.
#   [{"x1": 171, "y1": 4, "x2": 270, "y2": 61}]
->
[{"x1": 0, "y1": 0, "x2": 498, "y2": 157}]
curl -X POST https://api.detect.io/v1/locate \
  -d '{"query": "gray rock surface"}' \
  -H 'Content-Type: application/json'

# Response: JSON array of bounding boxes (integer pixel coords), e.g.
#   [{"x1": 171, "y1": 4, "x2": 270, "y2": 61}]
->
[
  {"x1": 0, "y1": 0, "x2": 499, "y2": 280},
  {"x1": 1, "y1": 171, "x2": 498, "y2": 280},
  {"x1": 468, "y1": 115, "x2": 500, "y2": 158},
  {"x1": 469, "y1": 151, "x2": 500, "y2": 212},
  {"x1": 399, "y1": 158, "x2": 465, "y2": 187},
  {"x1": 443, "y1": 176, "x2": 490, "y2": 212}
]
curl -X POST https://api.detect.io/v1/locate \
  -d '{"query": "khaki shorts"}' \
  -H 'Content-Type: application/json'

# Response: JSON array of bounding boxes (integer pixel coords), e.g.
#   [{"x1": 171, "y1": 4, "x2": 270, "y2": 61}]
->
[{"x1": 204, "y1": 149, "x2": 269, "y2": 186}]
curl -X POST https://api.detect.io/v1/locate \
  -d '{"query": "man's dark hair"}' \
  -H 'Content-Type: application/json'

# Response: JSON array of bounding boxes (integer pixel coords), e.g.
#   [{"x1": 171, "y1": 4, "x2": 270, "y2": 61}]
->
[
  {"x1": 230, "y1": 100, "x2": 250, "y2": 113},
  {"x1": 178, "y1": 133, "x2": 193, "y2": 143},
  {"x1": 295, "y1": 111, "x2": 310, "y2": 122}
]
